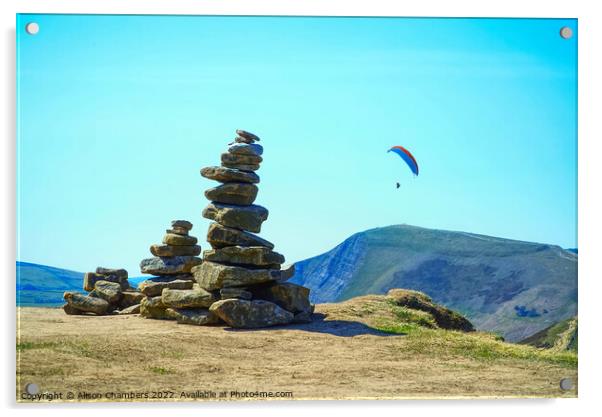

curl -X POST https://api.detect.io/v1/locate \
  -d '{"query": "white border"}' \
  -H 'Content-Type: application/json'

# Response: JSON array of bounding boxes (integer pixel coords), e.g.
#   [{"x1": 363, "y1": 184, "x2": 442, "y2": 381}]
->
[{"x1": 2, "y1": 1, "x2": 601, "y2": 416}]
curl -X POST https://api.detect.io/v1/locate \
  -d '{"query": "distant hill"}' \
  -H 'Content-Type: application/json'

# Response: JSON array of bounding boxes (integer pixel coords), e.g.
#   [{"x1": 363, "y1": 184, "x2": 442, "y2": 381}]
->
[
  {"x1": 16, "y1": 262, "x2": 84, "y2": 306},
  {"x1": 16, "y1": 261, "x2": 146, "y2": 306},
  {"x1": 291, "y1": 224, "x2": 577, "y2": 342},
  {"x1": 520, "y1": 317, "x2": 578, "y2": 352}
]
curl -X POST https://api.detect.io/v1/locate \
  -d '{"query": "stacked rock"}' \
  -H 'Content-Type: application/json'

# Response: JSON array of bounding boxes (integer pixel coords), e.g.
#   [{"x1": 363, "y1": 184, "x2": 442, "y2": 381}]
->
[
  {"x1": 63, "y1": 267, "x2": 143, "y2": 315},
  {"x1": 137, "y1": 221, "x2": 216, "y2": 324},
  {"x1": 193, "y1": 129, "x2": 314, "y2": 328}
]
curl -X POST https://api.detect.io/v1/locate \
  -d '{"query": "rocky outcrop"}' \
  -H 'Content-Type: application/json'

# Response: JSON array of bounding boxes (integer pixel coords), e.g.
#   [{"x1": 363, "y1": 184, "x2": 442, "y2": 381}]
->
[{"x1": 63, "y1": 266, "x2": 142, "y2": 315}]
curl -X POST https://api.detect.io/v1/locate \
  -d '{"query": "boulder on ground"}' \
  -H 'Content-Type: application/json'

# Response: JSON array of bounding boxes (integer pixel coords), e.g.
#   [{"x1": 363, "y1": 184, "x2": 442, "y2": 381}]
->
[
  {"x1": 251, "y1": 282, "x2": 311, "y2": 315},
  {"x1": 94, "y1": 280, "x2": 123, "y2": 304},
  {"x1": 203, "y1": 246, "x2": 284, "y2": 267},
  {"x1": 140, "y1": 256, "x2": 202, "y2": 275},
  {"x1": 292, "y1": 310, "x2": 313, "y2": 323},
  {"x1": 150, "y1": 244, "x2": 201, "y2": 257},
  {"x1": 138, "y1": 277, "x2": 194, "y2": 297},
  {"x1": 220, "y1": 287, "x2": 252, "y2": 300},
  {"x1": 162, "y1": 233, "x2": 198, "y2": 246},
  {"x1": 204, "y1": 182, "x2": 258, "y2": 206},
  {"x1": 209, "y1": 299, "x2": 293, "y2": 328},
  {"x1": 118, "y1": 304, "x2": 141, "y2": 315},
  {"x1": 386, "y1": 289, "x2": 475, "y2": 332},
  {"x1": 64, "y1": 292, "x2": 110, "y2": 315},
  {"x1": 62, "y1": 303, "x2": 84, "y2": 315},
  {"x1": 202, "y1": 203, "x2": 268, "y2": 233},
  {"x1": 166, "y1": 308, "x2": 220, "y2": 326},
  {"x1": 193, "y1": 261, "x2": 281, "y2": 291},
  {"x1": 206, "y1": 223, "x2": 274, "y2": 249},
  {"x1": 201, "y1": 166, "x2": 260, "y2": 184},
  {"x1": 119, "y1": 291, "x2": 145, "y2": 308},
  {"x1": 140, "y1": 296, "x2": 173, "y2": 320},
  {"x1": 161, "y1": 286, "x2": 216, "y2": 308}
]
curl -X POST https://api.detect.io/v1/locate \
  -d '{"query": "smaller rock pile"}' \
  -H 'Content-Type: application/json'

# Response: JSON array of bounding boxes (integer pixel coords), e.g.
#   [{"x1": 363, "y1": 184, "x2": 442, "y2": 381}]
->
[
  {"x1": 137, "y1": 221, "x2": 213, "y2": 324},
  {"x1": 63, "y1": 267, "x2": 144, "y2": 315}
]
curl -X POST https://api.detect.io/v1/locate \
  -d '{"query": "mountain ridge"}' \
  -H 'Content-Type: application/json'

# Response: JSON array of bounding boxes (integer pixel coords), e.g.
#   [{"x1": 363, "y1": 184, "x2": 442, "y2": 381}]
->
[{"x1": 291, "y1": 224, "x2": 577, "y2": 342}]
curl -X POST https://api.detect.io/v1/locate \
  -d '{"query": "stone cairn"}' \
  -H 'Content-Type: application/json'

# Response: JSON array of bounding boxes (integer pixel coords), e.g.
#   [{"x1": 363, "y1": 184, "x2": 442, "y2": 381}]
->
[
  {"x1": 136, "y1": 221, "x2": 211, "y2": 324},
  {"x1": 138, "y1": 129, "x2": 314, "y2": 328},
  {"x1": 63, "y1": 267, "x2": 144, "y2": 315}
]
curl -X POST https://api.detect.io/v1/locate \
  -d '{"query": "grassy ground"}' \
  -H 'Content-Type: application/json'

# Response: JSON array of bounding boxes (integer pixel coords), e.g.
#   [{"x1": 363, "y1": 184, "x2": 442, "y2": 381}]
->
[{"x1": 16, "y1": 296, "x2": 577, "y2": 402}]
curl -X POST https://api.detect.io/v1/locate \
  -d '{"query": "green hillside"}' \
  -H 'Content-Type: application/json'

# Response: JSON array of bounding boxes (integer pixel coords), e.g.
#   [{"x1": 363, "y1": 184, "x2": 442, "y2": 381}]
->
[
  {"x1": 16, "y1": 262, "x2": 84, "y2": 306},
  {"x1": 292, "y1": 224, "x2": 577, "y2": 342},
  {"x1": 520, "y1": 317, "x2": 578, "y2": 352}
]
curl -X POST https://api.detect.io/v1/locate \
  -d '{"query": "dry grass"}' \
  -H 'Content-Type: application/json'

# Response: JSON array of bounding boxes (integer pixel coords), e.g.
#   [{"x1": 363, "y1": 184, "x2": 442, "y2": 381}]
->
[{"x1": 16, "y1": 303, "x2": 577, "y2": 402}]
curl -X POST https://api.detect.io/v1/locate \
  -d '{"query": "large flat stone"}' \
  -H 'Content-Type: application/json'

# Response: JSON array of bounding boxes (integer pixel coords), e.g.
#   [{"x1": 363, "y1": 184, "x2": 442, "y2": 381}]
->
[
  {"x1": 161, "y1": 286, "x2": 216, "y2": 308},
  {"x1": 140, "y1": 296, "x2": 174, "y2": 320},
  {"x1": 221, "y1": 152, "x2": 262, "y2": 172},
  {"x1": 64, "y1": 292, "x2": 109, "y2": 315},
  {"x1": 203, "y1": 246, "x2": 284, "y2": 267},
  {"x1": 150, "y1": 244, "x2": 201, "y2": 257},
  {"x1": 193, "y1": 261, "x2": 281, "y2": 290},
  {"x1": 166, "y1": 308, "x2": 220, "y2": 326},
  {"x1": 95, "y1": 267, "x2": 128, "y2": 279},
  {"x1": 166, "y1": 226, "x2": 189, "y2": 236},
  {"x1": 201, "y1": 166, "x2": 260, "y2": 184},
  {"x1": 251, "y1": 282, "x2": 312, "y2": 315},
  {"x1": 119, "y1": 291, "x2": 145, "y2": 308},
  {"x1": 220, "y1": 287, "x2": 252, "y2": 300},
  {"x1": 222, "y1": 162, "x2": 260, "y2": 172},
  {"x1": 228, "y1": 143, "x2": 263, "y2": 157},
  {"x1": 221, "y1": 152, "x2": 262, "y2": 165},
  {"x1": 83, "y1": 272, "x2": 128, "y2": 292},
  {"x1": 62, "y1": 303, "x2": 84, "y2": 315},
  {"x1": 209, "y1": 299, "x2": 293, "y2": 328},
  {"x1": 204, "y1": 182, "x2": 258, "y2": 206},
  {"x1": 138, "y1": 277, "x2": 194, "y2": 296},
  {"x1": 94, "y1": 280, "x2": 123, "y2": 304},
  {"x1": 171, "y1": 220, "x2": 193, "y2": 230},
  {"x1": 206, "y1": 223, "x2": 274, "y2": 249},
  {"x1": 140, "y1": 256, "x2": 202, "y2": 275},
  {"x1": 202, "y1": 203, "x2": 268, "y2": 233},
  {"x1": 162, "y1": 233, "x2": 198, "y2": 246}
]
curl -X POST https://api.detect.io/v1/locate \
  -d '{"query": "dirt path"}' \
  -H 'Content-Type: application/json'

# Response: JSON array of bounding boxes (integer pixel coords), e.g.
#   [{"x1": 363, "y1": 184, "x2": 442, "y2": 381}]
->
[{"x1": 16, "y1": 307, "x2": 576, "y2": 402}]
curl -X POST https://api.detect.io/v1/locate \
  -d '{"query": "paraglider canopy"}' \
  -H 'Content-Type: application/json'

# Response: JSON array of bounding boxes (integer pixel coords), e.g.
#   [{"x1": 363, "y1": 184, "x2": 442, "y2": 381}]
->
[{"x1": 388, "y1": 145, "x2": 419, "y2": 176}]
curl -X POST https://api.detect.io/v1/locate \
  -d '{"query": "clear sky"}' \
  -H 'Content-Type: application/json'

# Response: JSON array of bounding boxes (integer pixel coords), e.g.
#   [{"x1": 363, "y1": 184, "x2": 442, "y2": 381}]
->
[{"x1": 17, "y1": 15, "x2": 577, "y2": 274}]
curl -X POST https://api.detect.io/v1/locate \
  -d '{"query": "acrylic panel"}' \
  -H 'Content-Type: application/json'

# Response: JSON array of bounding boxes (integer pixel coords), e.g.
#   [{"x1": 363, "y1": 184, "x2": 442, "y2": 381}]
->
[{"x1": 16, "y1": 14, "x2": 578, "y2": 402}]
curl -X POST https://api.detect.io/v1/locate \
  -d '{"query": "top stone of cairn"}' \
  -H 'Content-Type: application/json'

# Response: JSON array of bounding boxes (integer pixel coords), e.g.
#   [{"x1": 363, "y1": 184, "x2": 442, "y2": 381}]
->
[{"x1": 231, "y1": 129, "x2": 261, "y2": 145}]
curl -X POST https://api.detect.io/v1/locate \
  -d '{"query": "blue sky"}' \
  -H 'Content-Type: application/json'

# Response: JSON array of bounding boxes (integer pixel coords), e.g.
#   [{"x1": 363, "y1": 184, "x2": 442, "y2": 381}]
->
[{"x1": 17, "y1": 15, "x2": 577, "y2": 274}]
